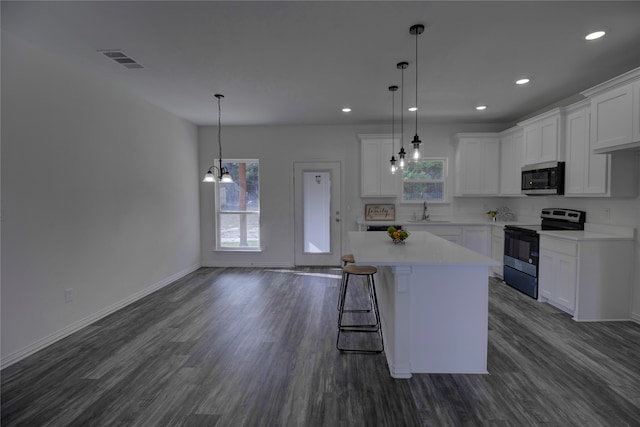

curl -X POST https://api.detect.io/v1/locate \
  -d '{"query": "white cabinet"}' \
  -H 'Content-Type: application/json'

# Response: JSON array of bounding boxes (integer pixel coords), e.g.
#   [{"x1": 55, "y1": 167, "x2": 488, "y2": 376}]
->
[
  {"x1": 564, "y1": 100, "x2": 638, "y2": 197},
  {"x1": 359, "y1": 134, "x2": 398, "y2": 197},
  {"x1": 462, "y1": 226, "x2": 490, "y2": 257},
  {"x1": 490, "y1": 225, "x2": 504, "y2": 277},
  {"x1": 581, "y1": 68, "x2": 640, "y2": 153},
  {"x1": 589, "y1": 83, "x2": 634, "y2": 151},
  {"x1": 539, "y1": 244, "x2": 577, "y2": 312},
  {"x1": 499, "y1": 127, "x2": 524, "y2": 196},
  {"x1": 453, "y1": 133, "x2": 500, "y2": 196},
  {"x1": 405, "y1": 225, "x2": 462, "y2": 245},
  {"x1": 635, "y1": 79, "x2": 640, "y2": 143},
  {"x1": 538, "y1": 230, "x2": 635, "y2": 321},
  {"x1": 405, "y1": 223, "x2": 493, "y2": 258},
  {"x1": 519, "y1": 108, "x2": 564, "y2": 165}
]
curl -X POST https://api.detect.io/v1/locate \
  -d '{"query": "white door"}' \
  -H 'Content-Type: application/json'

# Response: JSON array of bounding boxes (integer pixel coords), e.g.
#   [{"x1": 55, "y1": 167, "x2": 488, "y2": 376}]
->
[{"x1": 294, "y1": 162, "x2": 341, "y2": 266}]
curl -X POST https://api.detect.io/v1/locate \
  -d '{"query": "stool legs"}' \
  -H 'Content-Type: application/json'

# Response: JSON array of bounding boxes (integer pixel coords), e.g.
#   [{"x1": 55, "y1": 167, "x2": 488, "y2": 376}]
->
[
  {"x1": 337, "y1": 268, "x2": 374, "y2": 313},
  {"x1": 337, "y1": 271, "x2": 384, "y2": 353}
]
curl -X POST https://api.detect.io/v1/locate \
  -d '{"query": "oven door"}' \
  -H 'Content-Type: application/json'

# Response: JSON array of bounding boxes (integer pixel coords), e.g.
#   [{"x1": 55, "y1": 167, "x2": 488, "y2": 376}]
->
[{"x1": 503, "y1": 228, "x2": 539, "y2": 278}]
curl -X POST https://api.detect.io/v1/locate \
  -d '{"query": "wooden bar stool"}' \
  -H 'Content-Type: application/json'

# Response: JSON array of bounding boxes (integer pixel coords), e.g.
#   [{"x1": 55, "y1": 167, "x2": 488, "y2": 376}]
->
[
  {"x1": 336, "y1": 264, "x2": 384, "y2": 353},
  {"x1": 337, "y1": 254, "x2": 357, "y2": 310}
]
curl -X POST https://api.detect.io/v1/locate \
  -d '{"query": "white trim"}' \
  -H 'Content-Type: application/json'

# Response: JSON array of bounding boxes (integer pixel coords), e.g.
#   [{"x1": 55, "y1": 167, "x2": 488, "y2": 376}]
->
[
  {"x1": 201, "y1": 261, "x2": 293, "y2": 268},
  {"x1": 631, "y1": 312, "x2": 640, "y2": 324},
  {"x1": 0, "y1": 264, "x2": 200, "y2": 369},
  {"x1": 580, "y1": 66, "x2": 640, "y2": 97}
]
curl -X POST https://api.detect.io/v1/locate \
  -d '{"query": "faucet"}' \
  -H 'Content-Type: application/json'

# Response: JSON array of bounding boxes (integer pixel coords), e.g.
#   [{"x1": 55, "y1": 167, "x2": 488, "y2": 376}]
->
[{"x1": 421, "y1": 201, "x2": 429, "y2": 220}]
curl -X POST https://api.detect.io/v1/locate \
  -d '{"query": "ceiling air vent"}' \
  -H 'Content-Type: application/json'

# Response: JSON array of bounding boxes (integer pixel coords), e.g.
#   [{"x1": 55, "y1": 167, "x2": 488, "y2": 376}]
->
[{"x1": 99, "y1": 50, "x2": 144, "y2": 69}]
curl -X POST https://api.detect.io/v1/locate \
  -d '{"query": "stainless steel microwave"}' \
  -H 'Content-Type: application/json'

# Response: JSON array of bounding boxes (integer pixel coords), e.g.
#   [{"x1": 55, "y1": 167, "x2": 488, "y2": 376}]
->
[{"x1": 521, "y1": 161, "x2": 565, "y2": 195}]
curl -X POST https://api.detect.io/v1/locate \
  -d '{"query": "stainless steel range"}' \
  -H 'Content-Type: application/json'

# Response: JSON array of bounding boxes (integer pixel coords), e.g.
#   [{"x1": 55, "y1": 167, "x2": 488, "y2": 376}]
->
[{"x1": 503, "y1": 208, "x2": 586, "y2": 299}]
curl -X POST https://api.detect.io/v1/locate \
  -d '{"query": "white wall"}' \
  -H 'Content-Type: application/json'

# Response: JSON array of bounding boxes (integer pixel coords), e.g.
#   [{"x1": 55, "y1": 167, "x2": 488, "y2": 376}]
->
[
  {"x1": 1, "y1": 34, "x2": 201, "y2": 365},
  {"x1": 198, "y1": 122, "x2": 505, "y2": 267}
]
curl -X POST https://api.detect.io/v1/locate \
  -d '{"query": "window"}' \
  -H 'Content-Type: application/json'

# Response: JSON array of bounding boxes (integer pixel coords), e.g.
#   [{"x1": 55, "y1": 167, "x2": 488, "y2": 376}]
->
[
  {"x1": 216, "y1": 159, "x2": 260, "y2": 250},
  {"x1": 402, "y1": 158, "x2": 447, "y2": 202}
]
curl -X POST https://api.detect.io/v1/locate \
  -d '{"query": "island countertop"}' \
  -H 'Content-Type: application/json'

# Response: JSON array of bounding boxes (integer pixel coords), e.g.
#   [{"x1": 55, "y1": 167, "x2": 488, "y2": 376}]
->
[{"x1": 348, "y1": 231, "x2": 499, "y2": 267}]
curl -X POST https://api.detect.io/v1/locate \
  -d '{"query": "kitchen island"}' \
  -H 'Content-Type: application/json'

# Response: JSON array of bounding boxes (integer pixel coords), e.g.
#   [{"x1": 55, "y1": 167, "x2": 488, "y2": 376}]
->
[{"x1": 348, "y1": 230, "x2": 498, "y2": 378}]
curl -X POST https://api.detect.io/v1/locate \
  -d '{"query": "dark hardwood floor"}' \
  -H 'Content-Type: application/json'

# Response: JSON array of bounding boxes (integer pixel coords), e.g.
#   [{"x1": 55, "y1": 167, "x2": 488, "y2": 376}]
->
[{"x1": 2, "y1": 267, "x2": 640, "y2": 426}]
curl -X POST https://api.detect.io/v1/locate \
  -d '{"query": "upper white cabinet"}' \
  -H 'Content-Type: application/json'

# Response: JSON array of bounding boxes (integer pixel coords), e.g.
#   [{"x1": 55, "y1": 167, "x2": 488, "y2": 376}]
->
[
  {"x1": 519, "y1": 108, "x2": 565, "y2": 165},
  {"x1": 564, "y1": 100, "x2": 638, "y2": 197},
  {"x1": 359, "y1": 134, "x2": 398, "y2": 198},
  {"x1": 581, "y1": 67, "x2": 640, "y2": 153},
  {"x1": 499, "y1": 127, "x2": 524, "y2": 196},
  {"x1": 452, "y1": 133, "x2": 500, "y2": 196}
]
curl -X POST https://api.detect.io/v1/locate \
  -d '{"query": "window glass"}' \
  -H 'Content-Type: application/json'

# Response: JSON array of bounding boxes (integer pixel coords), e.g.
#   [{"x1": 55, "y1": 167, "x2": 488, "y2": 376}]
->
[
  {"x1": 402, "y1": 158, "x2": 447, "y2": 202},
  {"x1": 216, "y1": 160, "x2": 260, "y2": 250}
]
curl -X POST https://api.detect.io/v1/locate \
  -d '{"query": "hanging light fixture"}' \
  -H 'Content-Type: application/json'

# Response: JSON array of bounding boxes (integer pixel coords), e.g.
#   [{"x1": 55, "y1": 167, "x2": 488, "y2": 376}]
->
[
  {"x1": 410, "y1": 24, "x2": 424, "y2": 160},
  {"x1": 389, "y1": 85, "x2": 398, "y2": 174},
  {"x1": 203, "y1": 93, "x2": 233, "y2": 184},
  {"x1": 397, "y1": 61, "x2": 409, "y2": 169}
]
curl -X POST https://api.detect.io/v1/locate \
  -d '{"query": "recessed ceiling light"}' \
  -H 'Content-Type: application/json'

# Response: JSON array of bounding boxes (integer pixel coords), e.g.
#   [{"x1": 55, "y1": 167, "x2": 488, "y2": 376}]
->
[
  {"x1": 476, "y1": 105, "x2": 487, "y2": 111},
  {"x1": 408, "y1": 107, "x2": 418, "y2": 112},
  {"x1": 585, "y1": 31, "x2": 606, "y2": 41},
  {"x1": 342, "y1": 107, "x2": 351, "y2": 113},
  {"x1": 516, "y1": 78, "x2": 530, "y2": 85}
]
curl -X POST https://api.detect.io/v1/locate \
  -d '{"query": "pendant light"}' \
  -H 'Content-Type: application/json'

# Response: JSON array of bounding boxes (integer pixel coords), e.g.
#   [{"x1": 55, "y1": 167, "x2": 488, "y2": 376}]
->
[
  {"x1": 397, "y1": 61, "x2": 409, "y2": 169},
  {"x1": 203, "y1": 94, "x2": 233, "y2": 184},
  {"x1": 389, "y1": 85, "x2": 398, "y2": 174},
  {"x1": 410, "y1": 24, "x2": 424, "y2": 160}
]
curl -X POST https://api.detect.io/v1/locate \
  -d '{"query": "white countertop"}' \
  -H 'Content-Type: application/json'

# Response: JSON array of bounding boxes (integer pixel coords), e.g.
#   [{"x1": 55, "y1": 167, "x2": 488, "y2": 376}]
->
[
  {"x1": 537, "y1": 230, "x2": 633, "y2": 241},
  {"x1": 348, "y1": 231, "x2": 499, "y2": 267},
  {"x1": 538, "y1": 223, "x2": 635, "y2": 241},
  {"x1": 357, "y1": 218, "x2": 539, "y2": 227}
]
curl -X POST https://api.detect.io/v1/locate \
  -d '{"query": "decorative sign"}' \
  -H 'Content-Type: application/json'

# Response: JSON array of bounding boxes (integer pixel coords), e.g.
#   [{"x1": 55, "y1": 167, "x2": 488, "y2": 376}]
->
[{"x1": 364, "y1": 204, "x2": 396, "y2": 221}]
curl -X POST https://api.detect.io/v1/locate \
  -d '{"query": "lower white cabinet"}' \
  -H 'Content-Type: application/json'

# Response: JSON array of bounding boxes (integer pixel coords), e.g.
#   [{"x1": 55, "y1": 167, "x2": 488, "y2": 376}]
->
[
  {"x1": 490, "y1": 225, "x2": 504, "y2": 277},
  {"x1": 405, "y1": 225, "x2": 462, "y2": 245},
  {"x1": 539, "y1": 247, "x2": 577, "y2": 311},
  {"x1": 462, "y1": 226, "x2": 490, "y2": 257},
  {"x1": 538, "y1": 232, "x2": 635, "y2": 321},
  {"x1": 405, "y1": 224, "x2": 493, "y2": 257}
]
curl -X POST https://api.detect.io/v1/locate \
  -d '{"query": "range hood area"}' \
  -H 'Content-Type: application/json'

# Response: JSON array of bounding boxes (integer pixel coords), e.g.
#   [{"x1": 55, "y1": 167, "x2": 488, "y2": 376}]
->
[{"x1": 592, "y1": 140, "x2": 640, "y2": 154}]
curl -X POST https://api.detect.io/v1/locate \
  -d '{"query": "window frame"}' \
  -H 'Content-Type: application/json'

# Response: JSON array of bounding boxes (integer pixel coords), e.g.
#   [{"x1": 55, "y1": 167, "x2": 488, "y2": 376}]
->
[
  {"x1": 215, "y1": 158, "x2": 262, "y2": 252},
  {"x1": 401, "y1": 157, "x2": 449, "y2": 204}
]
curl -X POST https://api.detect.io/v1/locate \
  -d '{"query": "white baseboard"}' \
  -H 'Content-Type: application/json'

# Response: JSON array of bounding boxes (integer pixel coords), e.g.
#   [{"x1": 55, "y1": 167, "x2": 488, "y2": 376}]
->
[
  {"x1": 1, "y1": 263, "x2": 200, "y2": 369},
  {"x1": 631, "y1": 312, "x2": 640, "y2": 324},
  {"x1": 201, "y1": 261, "x2": 293, "y2": 268}
]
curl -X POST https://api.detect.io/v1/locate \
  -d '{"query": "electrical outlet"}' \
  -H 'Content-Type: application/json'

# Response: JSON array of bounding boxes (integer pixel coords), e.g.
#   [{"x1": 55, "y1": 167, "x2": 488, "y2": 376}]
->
[
  {"x1": 65, "y1": 289, "x2": 73, "y2": 303},
  {"x1": 604, "y1": 207, "x2": 611, "y2": 219}
]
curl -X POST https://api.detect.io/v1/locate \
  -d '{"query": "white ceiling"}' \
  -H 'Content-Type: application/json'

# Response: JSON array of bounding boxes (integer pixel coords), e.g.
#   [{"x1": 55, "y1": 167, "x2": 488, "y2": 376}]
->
[{"x1": 3, "y1": 1, "x2": 640, "y2": 126}]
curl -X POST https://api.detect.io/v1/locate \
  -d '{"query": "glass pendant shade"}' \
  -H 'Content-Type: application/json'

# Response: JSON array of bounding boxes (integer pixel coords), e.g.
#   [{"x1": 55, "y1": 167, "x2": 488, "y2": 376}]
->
[
  {"x1": 412, "y1": 135, "x2": 421, "y2": 160},
  {"x1": 220, "y1": 169, "x2": 233, "y2": 183},
  {"x1": 203, "y1": 170, "x2": 216, "y2": 182},
  {"x1": 390, "y1": 156, "x2": 397, "y2": 174}
]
